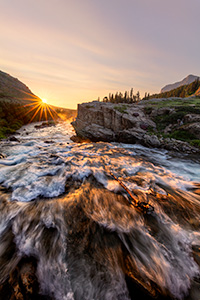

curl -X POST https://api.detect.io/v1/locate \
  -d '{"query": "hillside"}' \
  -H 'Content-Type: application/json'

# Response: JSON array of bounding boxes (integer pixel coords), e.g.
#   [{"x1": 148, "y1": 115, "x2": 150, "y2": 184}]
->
[
  {"x1": 161, "y1": 74, "x2": 200, "y2": 93},
  {"x1": 147, "y1": 78, "x2": 200, "y2": 100},
  {"x1": 0, "y1": 70, "x2": 39, "y2": 103},
  {"x1": 0, "y1": 70, "x2": 76, "y2": 139}
]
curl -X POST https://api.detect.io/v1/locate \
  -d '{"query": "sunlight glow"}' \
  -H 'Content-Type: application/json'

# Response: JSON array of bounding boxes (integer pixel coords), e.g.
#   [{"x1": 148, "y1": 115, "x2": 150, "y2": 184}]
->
[{"x1": 22, "y1": 94, "x2": 59, "y2": 123}]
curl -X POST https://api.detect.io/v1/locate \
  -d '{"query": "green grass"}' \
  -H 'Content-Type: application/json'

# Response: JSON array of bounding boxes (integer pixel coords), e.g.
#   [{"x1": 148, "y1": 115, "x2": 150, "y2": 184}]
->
[
  {"x1": 168, "y1": 130, "x2": 197, "y2": 141},
  {"x1": 114, "y1": 105, "x2": 128, "y2": 114},
  {"x1": 146, "y1": 97, "x2": 200, "y2": 108},
  {"x1": 143, "y1": 98, "x2": 200, "y2": 148},
  {"x1": 190, "y1": 140, "x2": 200, "y2": 148}
]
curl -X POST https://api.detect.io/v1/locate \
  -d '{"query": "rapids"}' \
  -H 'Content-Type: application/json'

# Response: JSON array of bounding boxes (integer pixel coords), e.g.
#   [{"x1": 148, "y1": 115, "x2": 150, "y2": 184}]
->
[{"x1": 0, "y1": 121, "x2": 200, "y2": 300}]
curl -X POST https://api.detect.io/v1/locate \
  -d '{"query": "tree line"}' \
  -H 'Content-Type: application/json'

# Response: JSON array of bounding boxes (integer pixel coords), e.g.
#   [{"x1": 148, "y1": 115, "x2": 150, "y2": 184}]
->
[
  {"x1": 145, "y1": 78, "x2": 200, "y2": 100},
  {"x1": 101, "y1": 88, "x2": 141, "y2": 103},
  {"x1": 98, "y1": 79, "x2": 200, "y2": 104}
]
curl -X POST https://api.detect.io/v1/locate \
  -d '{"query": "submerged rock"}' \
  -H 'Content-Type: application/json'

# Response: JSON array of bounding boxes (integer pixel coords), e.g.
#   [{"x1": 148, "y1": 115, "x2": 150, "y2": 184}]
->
[{"x1": 8, "y1": 136, "x2": 20, "y2": 142}]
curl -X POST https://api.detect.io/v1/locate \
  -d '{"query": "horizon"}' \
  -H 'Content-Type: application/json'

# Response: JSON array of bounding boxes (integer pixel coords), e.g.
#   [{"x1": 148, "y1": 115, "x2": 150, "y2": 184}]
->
[{"x1": 1, "y1": 0, "x2": 200, "y2": 109}]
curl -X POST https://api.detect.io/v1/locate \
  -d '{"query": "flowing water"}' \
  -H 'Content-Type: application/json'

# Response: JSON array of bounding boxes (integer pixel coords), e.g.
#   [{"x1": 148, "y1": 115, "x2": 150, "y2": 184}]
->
[{"x1": 0, "y1": 121, "x2": 200, "y2": 300}]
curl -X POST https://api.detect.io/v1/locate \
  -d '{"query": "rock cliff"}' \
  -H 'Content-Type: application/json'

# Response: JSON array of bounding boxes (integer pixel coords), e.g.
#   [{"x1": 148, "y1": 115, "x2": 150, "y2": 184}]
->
[{"x1": 72, "y1": 100, "x2": 200, "y2": 153}]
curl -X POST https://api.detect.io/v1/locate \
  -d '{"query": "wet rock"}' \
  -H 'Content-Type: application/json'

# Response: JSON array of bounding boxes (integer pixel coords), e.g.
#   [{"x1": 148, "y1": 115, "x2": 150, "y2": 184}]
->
[
  {"x1": 0, "y1": 256, "x2": 52, "y2": 300},
  {"x1": 35, "y1": 122, "x2": 55, "y2": 129},
  {"x1": 44, "y1": 140, "x2": 54, "y2": 144},
  {"x1": 143, "y1": 134, "x2": 161, "y2": 147},
  {"x1": 9, "y1": 136, "x2": 20, "y2": 142},
  {"x1": 0, "y1": 153, "x2": 6, "y2": 159},
  {"x1": 70, "y1": 135, "x2": 91, "y2": 143}
]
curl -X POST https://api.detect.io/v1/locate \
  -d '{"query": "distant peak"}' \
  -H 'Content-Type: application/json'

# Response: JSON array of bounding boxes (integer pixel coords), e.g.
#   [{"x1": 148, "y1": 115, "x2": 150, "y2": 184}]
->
[{"x1": 161, "y1": 74, "x2": 200, "y2": 93}]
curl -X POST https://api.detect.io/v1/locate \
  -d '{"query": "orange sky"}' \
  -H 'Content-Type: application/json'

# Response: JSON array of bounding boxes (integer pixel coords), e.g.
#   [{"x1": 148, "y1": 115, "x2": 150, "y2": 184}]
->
[{"x1": 0, "y1": 0, "x2": 200, "y2": 109}]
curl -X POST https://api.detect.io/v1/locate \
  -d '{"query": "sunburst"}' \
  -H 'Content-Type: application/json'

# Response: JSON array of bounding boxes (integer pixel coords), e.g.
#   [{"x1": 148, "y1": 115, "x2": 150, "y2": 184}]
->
[{"x1": 21, "y1": 95, "x2": 59, "y2": 123}]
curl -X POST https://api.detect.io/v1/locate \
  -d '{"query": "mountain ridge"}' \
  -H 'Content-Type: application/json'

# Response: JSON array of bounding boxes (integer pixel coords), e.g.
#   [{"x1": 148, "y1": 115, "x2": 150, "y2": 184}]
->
[
  {"x1": 0, "y1": 70, "x2": 76, "y2": 139},
  {"x1": 161, "y1": 74, "x2": 200, "y2": 93},
  {"x1": 0, "y1": 70, "x2": 39, "y2": 103}
]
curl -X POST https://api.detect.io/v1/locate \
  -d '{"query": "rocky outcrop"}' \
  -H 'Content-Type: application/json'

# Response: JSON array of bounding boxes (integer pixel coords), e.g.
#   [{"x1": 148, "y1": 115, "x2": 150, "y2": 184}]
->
[
  {"x1": 72, "y1": 102, "x2": 155, "y2": 142},
  {"x1": 72, "y1": 101, "x2": 200, "y2": 153}
]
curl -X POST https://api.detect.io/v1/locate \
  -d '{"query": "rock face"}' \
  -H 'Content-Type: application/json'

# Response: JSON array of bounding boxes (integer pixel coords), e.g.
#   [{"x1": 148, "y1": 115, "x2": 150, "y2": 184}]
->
[
  {"x1": 161, "y1": 74, "x2": 200, "y2": 93},
  {"x1": 72, "y1": 101, "x2": 200, "y2": 153},
  {"x1": 72, "y1": 102, "x2": 155, "y2": 143}
]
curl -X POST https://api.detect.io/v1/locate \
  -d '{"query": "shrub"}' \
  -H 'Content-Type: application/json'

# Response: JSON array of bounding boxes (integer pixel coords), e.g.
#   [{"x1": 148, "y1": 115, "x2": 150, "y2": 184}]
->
[{"x1": 169, "y1": 130, "x2": 197, "y2": 142}]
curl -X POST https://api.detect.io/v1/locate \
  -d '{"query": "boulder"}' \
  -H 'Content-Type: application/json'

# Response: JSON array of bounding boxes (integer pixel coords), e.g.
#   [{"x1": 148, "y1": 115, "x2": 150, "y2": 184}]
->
[
  {"x1": 182, "y1": 123, "x2": 200, "y2": 139},
  {"x1": 183, "y1": 114, "x2": 200, "y2": 123},
  {"x1": 9, "y1": 136, "x2": 20, "y2": 142}
]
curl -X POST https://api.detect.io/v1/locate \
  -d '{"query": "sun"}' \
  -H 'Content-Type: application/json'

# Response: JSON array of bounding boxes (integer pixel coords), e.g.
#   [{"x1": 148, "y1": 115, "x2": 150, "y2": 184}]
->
[{"x1": 42, "y1": 98, "x2": 47, "y2": 104}]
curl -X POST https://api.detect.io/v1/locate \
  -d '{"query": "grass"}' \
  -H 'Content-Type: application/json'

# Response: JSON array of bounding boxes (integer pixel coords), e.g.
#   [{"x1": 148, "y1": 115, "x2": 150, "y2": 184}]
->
[
  {"x1": 114, "y1": 105, "x2": 128, "y2": 114},
  {"x1": 190, "y1": 140, "x2": 200, "y2": 148},
  {"x1": 146, "y1": 97, "x2": 200, "y2": 108},
  {"x1": 143, "y1": 97, "x2": 200, "y2": 148},
  {"x1": 168, "y1": 130, "x2": 197, "y2": 141}
]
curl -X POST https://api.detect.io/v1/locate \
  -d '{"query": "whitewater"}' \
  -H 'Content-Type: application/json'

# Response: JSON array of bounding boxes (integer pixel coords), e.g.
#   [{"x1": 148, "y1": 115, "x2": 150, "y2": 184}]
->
[{"x1": 0, "y1": 120, "x2": 200, "y2": 300}]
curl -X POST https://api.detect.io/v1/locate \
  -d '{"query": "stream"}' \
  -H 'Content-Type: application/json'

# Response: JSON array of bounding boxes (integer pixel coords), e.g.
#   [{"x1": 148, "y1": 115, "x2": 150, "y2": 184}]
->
[{"x1": 0, "y1": 120, "x2": 200, "y2": 300}]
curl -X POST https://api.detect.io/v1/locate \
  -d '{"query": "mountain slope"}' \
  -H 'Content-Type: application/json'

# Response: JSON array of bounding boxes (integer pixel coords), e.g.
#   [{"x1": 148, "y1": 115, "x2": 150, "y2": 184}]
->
[
  {"x1": 161, "y1": 74, "x2": 200, "y2": 93},
  {"x1": 0, "y1": 70, "x2": 40, "y2": 103},
  {"x1": 0, "y1": 70, "x2": 76, "y2": 139}
]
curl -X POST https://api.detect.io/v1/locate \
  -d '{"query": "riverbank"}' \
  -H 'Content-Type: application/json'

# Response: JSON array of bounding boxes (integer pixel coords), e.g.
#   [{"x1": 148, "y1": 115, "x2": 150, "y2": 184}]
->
[{"x1": 72, "y1": 98, "x2": 200, "y2": 153}]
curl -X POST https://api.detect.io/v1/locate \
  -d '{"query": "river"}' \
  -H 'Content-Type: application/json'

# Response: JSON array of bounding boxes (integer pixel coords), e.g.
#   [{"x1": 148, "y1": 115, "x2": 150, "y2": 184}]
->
[{"x1": 0, "y1": 120, "x2": 200, "y2": 300}]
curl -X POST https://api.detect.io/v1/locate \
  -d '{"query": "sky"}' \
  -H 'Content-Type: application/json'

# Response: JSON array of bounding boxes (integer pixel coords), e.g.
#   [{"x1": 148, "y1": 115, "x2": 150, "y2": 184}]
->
[{"x1": 0, "y1": 0, "x2": 200, "y2": 109}]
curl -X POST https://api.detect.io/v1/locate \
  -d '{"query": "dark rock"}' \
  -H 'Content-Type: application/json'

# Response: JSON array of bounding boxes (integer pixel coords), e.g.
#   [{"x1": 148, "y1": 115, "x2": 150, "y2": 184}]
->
[
  {"x1": 70, "y1": 135, "x2": 91, "y2": 143},
  {"x1": 132, "y1": 112, "x2": 139, "y2": 117},
  {"x1": 44, "y1": 140, "x2": 54, "y2": 144},
  {"x1": 0, "y1": 256, "x2": 52, "y2": 300},
  {"x1": 0, "y1": 153, "x2": 6, "y2": 159},
  {"x1": 140, "y1": 123, "x2": 149, "y2": 130},
  {"x1": 9, "y1": 136, "x2": 20, "y2": 142},
  {"x1": 35, "y1": 122, "x2": 55, "y2": 129}
]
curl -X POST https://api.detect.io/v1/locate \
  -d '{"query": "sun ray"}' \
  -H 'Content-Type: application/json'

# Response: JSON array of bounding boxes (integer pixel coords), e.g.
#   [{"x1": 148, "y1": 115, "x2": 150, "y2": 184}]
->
[
  {"x1": 28, "y1": 104, "x2": 43, "y2": 123},
  {"x1": 44, "y1": 105, "x2": 48, "y2": 121},
  {"x1": 39, "y1": 105, "x2": 44, "y2": 122},
  {"x1": 23, "y1": 102, "x2": 42, "y2": 116},
  {"x1": 46, "y1": 105, "x2": 56, "y2": 121}
]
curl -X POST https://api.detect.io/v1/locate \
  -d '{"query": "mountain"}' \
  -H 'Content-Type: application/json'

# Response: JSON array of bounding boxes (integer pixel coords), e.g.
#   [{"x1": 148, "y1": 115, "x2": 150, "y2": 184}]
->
[
  {"x1": 195, "y1": 86, "x2": 200, "y2": 97},
  {"x1": 0, "y1": 70, "x2": 40, "y2": 103},
  {"x1": 161, "y1": 74, "x2": 200, "y2": 93},
  {"x1": 0, "y1": 70, "x2": 76, "y2": 139}
]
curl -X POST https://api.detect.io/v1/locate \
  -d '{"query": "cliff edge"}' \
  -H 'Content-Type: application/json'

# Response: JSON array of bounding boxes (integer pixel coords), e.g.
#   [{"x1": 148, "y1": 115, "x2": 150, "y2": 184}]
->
[{"x1": 72, "y1": 100, "x2": 200, "y2": 153}]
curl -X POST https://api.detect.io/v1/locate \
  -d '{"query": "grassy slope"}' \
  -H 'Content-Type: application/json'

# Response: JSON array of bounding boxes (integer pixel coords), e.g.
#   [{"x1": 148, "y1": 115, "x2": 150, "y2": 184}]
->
[{"x1": 144, "y1": 97, "x2": 200, "y2": 148}]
